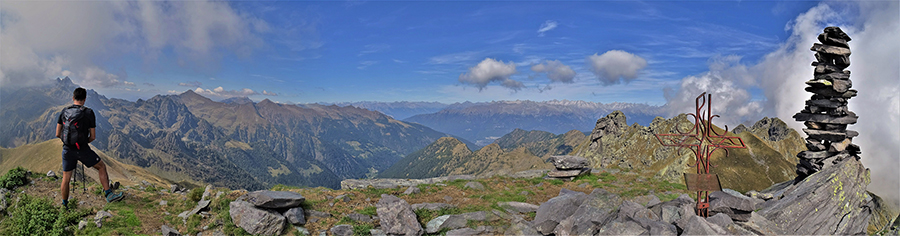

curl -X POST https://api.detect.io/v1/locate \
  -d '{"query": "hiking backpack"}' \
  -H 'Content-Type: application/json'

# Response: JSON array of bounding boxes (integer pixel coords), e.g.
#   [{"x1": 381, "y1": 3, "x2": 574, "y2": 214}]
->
[{"x1": 61, "y1": 105, "x2": 89, "y2": 149}]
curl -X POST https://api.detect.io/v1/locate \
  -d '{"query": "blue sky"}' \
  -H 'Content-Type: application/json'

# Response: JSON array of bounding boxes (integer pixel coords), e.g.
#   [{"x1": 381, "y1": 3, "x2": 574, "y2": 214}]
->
[{"x1": 1, "y1": 0, "x2": 822, "y2": 105}]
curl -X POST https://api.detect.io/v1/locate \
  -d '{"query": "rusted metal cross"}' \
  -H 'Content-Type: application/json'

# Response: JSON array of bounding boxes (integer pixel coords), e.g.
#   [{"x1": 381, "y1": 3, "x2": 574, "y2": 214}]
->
[{"x1": 655, "y1": 92, "x2": 747, "y2": 217}]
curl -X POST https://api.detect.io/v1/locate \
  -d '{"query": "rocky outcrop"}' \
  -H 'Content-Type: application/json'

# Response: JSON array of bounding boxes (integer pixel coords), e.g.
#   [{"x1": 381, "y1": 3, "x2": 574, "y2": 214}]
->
[
  {"x1": 229, "y1": 190, "x2": 308, "y2": 236},
  {"x1": 229, "y1": 200, "x2": 286, "y2": 236},
  {"x1": 587, "y1": 110, "x2": 628, "y2": 153},
  {"x1": 546, "y1": 155, "x2": 591, "y2": 180}
]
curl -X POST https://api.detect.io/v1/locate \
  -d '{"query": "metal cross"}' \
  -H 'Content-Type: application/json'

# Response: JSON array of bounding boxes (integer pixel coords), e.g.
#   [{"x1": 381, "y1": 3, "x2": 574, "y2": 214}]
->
[{"x1": 655, "y1": 92, "x2": 747, "y2": 217}]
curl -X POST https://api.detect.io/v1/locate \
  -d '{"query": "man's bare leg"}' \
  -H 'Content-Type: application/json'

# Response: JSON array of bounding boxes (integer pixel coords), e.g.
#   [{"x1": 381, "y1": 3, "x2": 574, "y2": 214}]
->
[
  {"x1": 60, "y1": 170, "x2": 73, "y2": 206},
  {"x1": 93, "y1": 161, "x2": 110, "y2": 191}
]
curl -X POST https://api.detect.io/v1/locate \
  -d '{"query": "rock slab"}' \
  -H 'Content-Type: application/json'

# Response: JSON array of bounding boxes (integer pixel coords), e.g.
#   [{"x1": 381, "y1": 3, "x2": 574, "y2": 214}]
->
[
  {"x1": 229, "y1": 200, "x2": 286, "y2": 236},
  {"x1": 376, "y1": 194, "x2": 423, "y2": 236}
]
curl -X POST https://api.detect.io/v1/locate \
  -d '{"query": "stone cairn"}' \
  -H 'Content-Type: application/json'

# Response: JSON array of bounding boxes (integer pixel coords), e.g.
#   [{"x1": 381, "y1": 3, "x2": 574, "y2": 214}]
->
[
  {"x1": 546, "y1": 155, "x2": 591, "y2": 180},
  {"x1": 793, "y1": 26, "x2": 861, "y2": 179}
]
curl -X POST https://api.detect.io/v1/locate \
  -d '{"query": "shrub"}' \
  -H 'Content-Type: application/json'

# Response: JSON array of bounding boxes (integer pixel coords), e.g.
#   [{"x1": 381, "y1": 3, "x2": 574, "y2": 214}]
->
[
  {"x1": 0, "y1": 194, "x2": 89, "y2": 235},
  {"x1": 0, "y1": 167, "x2": 29, "y2": 189},
  {"x1": 188, "y1": 187, "x2": 204, "y2": 202}
]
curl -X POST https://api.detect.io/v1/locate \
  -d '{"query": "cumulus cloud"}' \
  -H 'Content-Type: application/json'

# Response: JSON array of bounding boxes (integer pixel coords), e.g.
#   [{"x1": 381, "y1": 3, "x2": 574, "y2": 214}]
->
[
  {"x1": 458, "y1": 58, "x2": 522, "y2": 91},
  {"x1": 663, "y1": 57, "x2": 764, "y2": 127},
  {"x1": 531, "y1": 60, "x2": 576, "y2": 83},
  {"x1": 262, "y1": 90, "x2": 278, "y2": 96},
  {"x1": 0, "y1": 0, "x2": 268, "y2": 88},
  {"x1": 587, "y1": 50, "x2": 648, "y2": 85},
  {"x1": 537, "y1": 20, "x2": 558, "y2": 37},
  {"x1": 193, "y1": 86, "x2": 258, "y2": 98},
  {"x1": 178, "y1": 81, "x2": 203, "y2": 87},
  {"x1": 663, "y1": 2, "x2": 900, "y2": 208}
]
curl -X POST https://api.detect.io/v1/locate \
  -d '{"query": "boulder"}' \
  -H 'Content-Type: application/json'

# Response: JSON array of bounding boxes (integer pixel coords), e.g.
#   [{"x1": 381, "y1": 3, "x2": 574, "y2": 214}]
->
[
  {"x1": 759, "y1": 158, "x2": 871, "y2": 235},
  {"x1": 676, "y1": 215, "x2": 727, "y2": 235},
  {"x1": 402, "y1": 186, "x2": 420, "y2": 195},
  {"x1": 187, "y1": 200, "x2": 211, "y2": 216},
  {"x1": 411, "y1": 203, "x2": 454, "y2": 211},
  {"x1": 617, "y1": 200, "x2": 659, "y2": 222},
  {"x1": 595, "y1": 219, "x2": 647, "y2": 235},
  {"x1": 284, "y1": 207, "x2": 306, "y2": 225},
  {"x1": 649, "y1": 194, "x2": 694, "y2": 224},
  {"x1": 162, "y1": 224, "x2": 181, "y2": 236},
  {"x1": 548, "y1": 155, "x2": 589, "y2": 170},
  {"x1": 547, "y1": 168, "x2": 589, "y2": 178},
  {"x1": 497, "y1": 201, "x2": 539, "y2": 213},
  {"x1": 201, "y1": 184, "x2": 213, "y2": 201},
  {"x1": 425, "y1": 215, "x2": 464, "y2": 234},
  {"x1": 242, "y1": 190, "x2": 305, "y2": 209},
  {"x1": 463, "y1": 181, "x2": 485, "y2": 190},
  {"x1": 376, "y1": 194, "x2": 423, "y2": 236},
  {"x1": 736, "y1": 212, "x2": 788, "y2": 235},
  {"x1": 47, "y1": 170, "x2": 56, "y2": 178},
  {"x1": 94, "y1": 210, "x2": 113, "y2": 228},
  {"x1": 330, "y1": 224, "x2": 353, "y2": 236},
  {"x1": 708, "y1": 190, "x2": 761, "y2": 222},
  {"x1": 504, "y1": 221, "x2": 540, "y2": 236},
  {"x1": 229, "y1": 200, "x2": 285, "y2": 236},
  {"x1": 531, "y1": 189, "x2": 588, "y2": 235}
]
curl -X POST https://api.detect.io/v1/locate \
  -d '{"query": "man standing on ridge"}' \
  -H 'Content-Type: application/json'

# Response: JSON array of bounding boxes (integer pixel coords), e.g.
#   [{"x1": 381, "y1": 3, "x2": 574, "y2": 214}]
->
[{"x1": 56, "y1": 87, "x2": 124, "y2": 207}]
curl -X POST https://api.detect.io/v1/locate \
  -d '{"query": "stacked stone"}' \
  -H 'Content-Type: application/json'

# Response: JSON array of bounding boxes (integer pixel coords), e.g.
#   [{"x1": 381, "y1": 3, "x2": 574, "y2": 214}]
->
[
  {"x1": 546, "y1": 155, "x2": 591, "y2": 180},
  {"x1": 792, "y1": 26, "x2": 861, "y2": 179}
]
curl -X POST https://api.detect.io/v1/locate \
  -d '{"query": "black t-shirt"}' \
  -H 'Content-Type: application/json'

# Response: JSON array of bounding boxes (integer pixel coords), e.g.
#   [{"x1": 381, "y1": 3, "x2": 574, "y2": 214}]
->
[{"x1": 58, "y1": 105, "x2": 96, "y2": 150}]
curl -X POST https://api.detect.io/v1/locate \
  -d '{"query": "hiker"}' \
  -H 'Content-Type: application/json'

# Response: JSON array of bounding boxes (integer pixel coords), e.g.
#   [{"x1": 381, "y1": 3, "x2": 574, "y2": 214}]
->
[{"x1": 55, "y1": 87, "x2": 124, "y2": 207}]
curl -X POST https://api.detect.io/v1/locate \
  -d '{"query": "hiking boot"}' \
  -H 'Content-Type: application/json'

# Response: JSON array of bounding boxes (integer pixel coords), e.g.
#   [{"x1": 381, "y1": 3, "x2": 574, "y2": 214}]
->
[
  {"x1": 111, "y1": 181, "x2": 120, "y2": 190},
  {"x1": 106, "y1": 191, "x2": 125, "y2": 203}
]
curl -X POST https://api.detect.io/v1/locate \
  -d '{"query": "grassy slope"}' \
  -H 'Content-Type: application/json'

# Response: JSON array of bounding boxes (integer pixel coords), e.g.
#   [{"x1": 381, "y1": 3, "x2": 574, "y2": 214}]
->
[{"x1": 0, "y1": 139, "x2": 171, "y2": 187}]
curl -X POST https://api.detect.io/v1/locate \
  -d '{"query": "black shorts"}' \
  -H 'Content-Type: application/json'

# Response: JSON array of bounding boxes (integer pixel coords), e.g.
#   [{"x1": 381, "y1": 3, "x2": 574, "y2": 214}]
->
[{"x1": 61, "y1": 148, "x2": 101, "y2": 171}]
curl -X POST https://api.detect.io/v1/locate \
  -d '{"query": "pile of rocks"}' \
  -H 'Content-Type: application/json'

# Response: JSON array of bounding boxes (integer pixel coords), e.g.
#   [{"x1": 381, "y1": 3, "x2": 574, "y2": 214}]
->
[
  {"x1": 546, "y1": 155, "x2": 591, "y2": 180},
  {"x1": 229, "y1": 191, "x2": 307, "y2": 236},
  {"x1": 792, "y1": 26, "x2": 861, "y2": 179}
]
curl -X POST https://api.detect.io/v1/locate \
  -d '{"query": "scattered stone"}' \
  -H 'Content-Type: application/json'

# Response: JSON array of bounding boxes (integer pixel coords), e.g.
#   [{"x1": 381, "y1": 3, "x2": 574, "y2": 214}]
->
[
  {"x1": 411, "y1": 202, "x2": 454, "y2": 211},
  {"x1": 46, "y1": 170, "x2": 56, "y2": 178},
  {"x1": 505, "y1": 221, "x2": 540, "y2": 236},
  {"x1": 556, "y1": 188, "x2": 621, "y2": 236},
  {"x1": 347, "y1": 213, "x2": 373, "y2": 223},
  {"x1": 170, "y1": 184, "x2": 179, "y2": 193},
  {"x1": 201, "y1": 185, "x2": 213, "y2": 201},
  {"x1": 376, "y1": 194, "x2": 423, "y2": 236},
  {"x1": 242, "y1": 190, "x2": 305, "y2": 209},
  {"x1": 463, "y1": 181, "x2": 485, "y2": 190},
  {"x1": 577, "y1": 183, "x2": 589, "y2": 188},
  {"x1": 548, "y1": 155, "x2": 589, "y2": 170},
  {"x1": 547, "y1": 169, "x2": 589, "y2": 178},
  {"x1": 402, "y1": 186, "x2": 420, "y2": 195},
  {"x1": 595, "y1": 219, "x2": 647, "y2": 235},
  {"x1": 78, "y1": 220, "x2": 88, "y2": 230},
  {"x1": 162, "y1": 224, "x2": 181, "y2": 236},
  {"x1": 335, "y1": 194, "x2": 352, "y2": 202},
  {"x1": 633, "y1": 194, "x2": 661, "y2": 207},
  {"x1": 369, "y1": 229, "x2": 386, "y2": 236},
  {"x1": 159, "y1": 200, "x2": 168, "y2": 206},
  {"x1": 676, "y1": 215, "x2": 727, "y2": 235},
  {"x1": 443, "y1": 196, "x2": 452, "y2": 202},
  {"x1": 330, "y1": 224, "x2": 353, "y2": 236},
  {"x1": 187, "y1": 200, "x2": 211, "y2": 216},
  {"x1": 497, "y1": 201, "x2": 539, "y2": 213},
  {"x1": 284, "y1": 207, "x2": 306, "y2": 225},
  {"x1": 295, "y1": 226, "x2": 310, "y2": 236},
  {"x1": 229, "y1": 200, "x2": 285, "y2": 236},
  {"x1": 94, "y1": 210, "x2": 113, "y2": 228}
]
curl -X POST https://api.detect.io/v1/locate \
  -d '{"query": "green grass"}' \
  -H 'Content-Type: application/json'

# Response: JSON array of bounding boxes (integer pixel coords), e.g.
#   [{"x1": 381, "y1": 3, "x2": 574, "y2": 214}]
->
[
  {"x1": 414, "y1": 207, "x2": 463, "y2": 227},
  {"x1": 357, "y1": 206, "x2": 377, "y2": 216},
  {"x1": 548, "y1": 179, "x2": 565, "y2": 186},
  {"x1": 0, "y1": 194, "x2": 91, "y2": 236},
  {"x1": 352, "y1": 223, "x2": 374, "y2": 235}
]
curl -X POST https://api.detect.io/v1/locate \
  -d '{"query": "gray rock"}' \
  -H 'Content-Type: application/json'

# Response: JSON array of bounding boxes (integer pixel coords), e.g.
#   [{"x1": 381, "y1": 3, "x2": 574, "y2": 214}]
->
[
  {"x1": 425, "y1": 215, "x2": 460, "y2": 233},
  {"x1": 547, "y1": 168, "x2": 589, "y2": 178},
  {"x1": 294, "y1": 226, "x2": 309, "y2": 235},
  {"x1": 369, "y1": 229, "x2": 386, "y2": 236},
  {"x1": 162, "y1": 224, "x2": 181, "y2": 236},
  {"x1": 402, "y1": 186, "x2": 420, "y2": 195},
  {"x1": 708, "y1": 190, "x2": 761, "y2": 222},
  {"x1": 229, "y1": 200, "x2": 285, "y2": 236},
  {"x1": 706, "y1": 213, "x2": 734, "y2": 228},
  {"x1": 548, "y1": 155, "x2": 589, "y2": 170},
  {"x1": 793, "y1": 111, "x2": 858, "y2": 124},
  {"x1": 141, "y1": 180, "x2": 151, "y2": 186},
  {"x1": 498, "y1": 201, "x2": 539, "y2": 213},
  {"x1": 330, "y1": 224, "x2": 353, "y2": 236},
  {"x1": 596, "y1": 219, "x2": 648, "y2": 235},
  {"x1": 335, "y1": 194, "x2": 352, "y2": 202},
  {"x1": 505, "y1": 221, "x2": 541, "y2": 236},
  {"x1": 305, "y1": 210, "x2": 333, "y2": 218},
  {"x1": 463, "y1": 181, "x2": 485, "y2": 190},
  {"x1": 95, "y1": 210, "x2": 113, "y2": 228},
  {"x1": 556, "y1": 188, "x2": 621, "y2": 236},
  {"x1": 159, "y1": 200, "x2": 168, "y2": 206},
  {"x1": 242, "y1": 190, "x2": 305, "y2": 209},
  {"x1": 410, "y1": 202, "x2": 454, "y2": 211},
  {"x1": 347, "y1": 213, "x2": 373, "y2": 223},
  {"x1": 442, "y1": 196, "x2": 452, "y2": 202},
  {"x1": 589, "y1": 111, "x2": 628, "y2": 152},
  {"x1": 376, "y1": 194, "x2": 423, "y2": 236},
  {"x1": 531, "y1": 188, "x2": 587, "y2": 235},
  {"x1": 736, "y1": 212, "x2": 789, "y2": 235},
  {"x1": 78, "y1": 220, "x2": 88, "y2": 230},
  {"x1": 187, "y1": 200, "x2": 211, "y2": 216},
  {"x1": 617, "y1": 200, "x2": 659, "y2": 222},
  {"x1": 170, "y1": 184, "x2": 179, "y2": 193},
  {"x1": 506, "y1": 169, "x2": 550, "y2": 179},
  {"x1": 284, "y1": 207, "x2": 306, "y2": 225},
  {"x1": 201, "y1": 185, "x2": 213, "y2": 201},
  {"x1": 47, "y1": 170, "x2": 56, "y2": 178},
  {"x1": 445, "y1": 227, "x2": 488, "y2": 236},
  {"x1": 340, "y1": 175, "x2": 476, "y2": 190},
  {"x1": 633, "y1": 194, "x2": 661, "y2": 206},
  {"x1": 676, "y1": 215, "x2": 727, "y2": 235},
  {"x1": 759, "y1": 159, "x2": 870, "y2": 235}
]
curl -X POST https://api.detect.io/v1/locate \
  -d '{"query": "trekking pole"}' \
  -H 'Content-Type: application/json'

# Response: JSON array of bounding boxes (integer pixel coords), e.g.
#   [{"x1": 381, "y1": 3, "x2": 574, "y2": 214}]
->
[{"x1": 81, "y1": 163, "x2": 85, "y2": 194}]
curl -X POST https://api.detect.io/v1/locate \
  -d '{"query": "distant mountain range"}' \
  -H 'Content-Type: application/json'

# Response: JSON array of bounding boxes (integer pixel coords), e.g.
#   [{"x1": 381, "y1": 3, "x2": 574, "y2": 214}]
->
[
  {"x1": 0, "y1": 78, "x2": 453, "y2": 189},
  {"x1": 403, "y1": 100, "x2": 664, "y2": 146},
  {"x1": 327, "y1": 101, "x2": 453, "y2": 120}
]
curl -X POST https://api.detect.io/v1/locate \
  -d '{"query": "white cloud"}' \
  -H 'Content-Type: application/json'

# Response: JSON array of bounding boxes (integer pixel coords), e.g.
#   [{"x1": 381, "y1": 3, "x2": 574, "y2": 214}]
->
[
  {"x1": 194, "y1": 86, "x2": 258, "y2": 98},
  {"x1": 0, "y1": 0, "x2": 268, "y2": 88},
  {"x1": 458, "y1": 58, "x2": 522, "y2": 91},
  {"x1": 358, "y1": 61, "x2": 379, "y2": 70},
  {"x1": 587, "y1": 50, "x2": 648, "y2": 85},
  {"x1": 123, "y1": 81, "x2": 136, "y2": 87},
  {"x1": 531, "y1": 60, "x2": 576, "y2": 83},
  {"x1": 429, "y1": 51, "x2": 483, "y2": 65},
  {"x1": 178, "y1": 81, "x2": 203, "y2": 87},
  {"x1": 537, "y1": 20, "x2": 558, "y2": 37},
  {"x1": 663, "y1": 57, "x2": 764, "y2": 127},
  {"x1": 262, "y1": 90, "x2": 278, "y2": 96}
]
